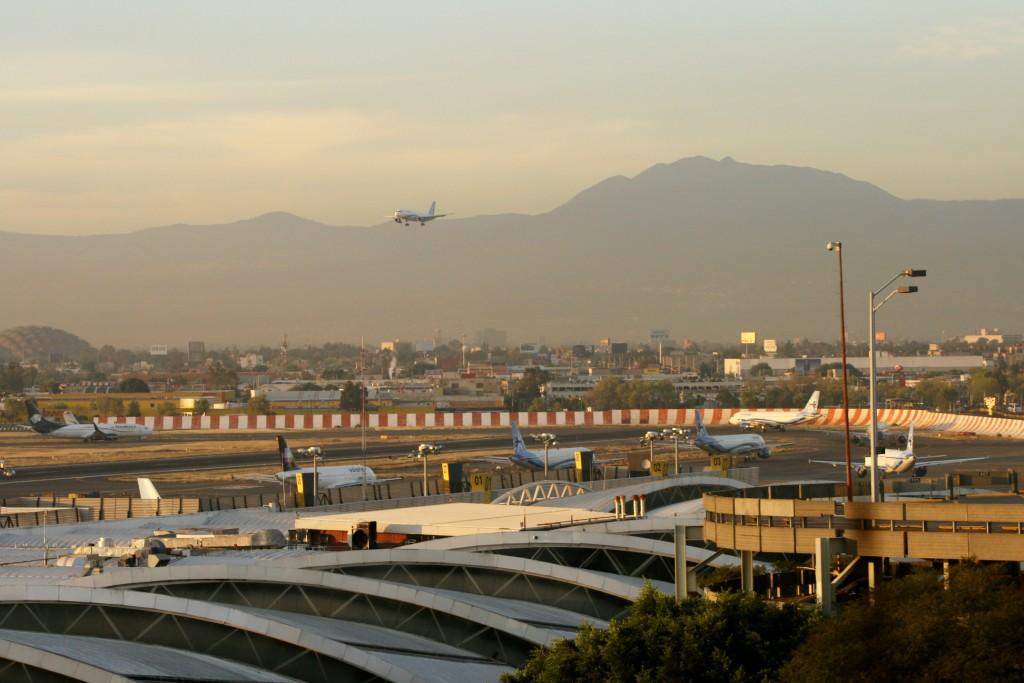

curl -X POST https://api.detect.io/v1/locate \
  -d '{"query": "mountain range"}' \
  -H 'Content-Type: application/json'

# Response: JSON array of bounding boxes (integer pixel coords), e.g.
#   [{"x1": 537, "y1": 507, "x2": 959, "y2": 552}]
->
[{"x1": 2, "y1": 156, "x2": 1021, "y2": 348}]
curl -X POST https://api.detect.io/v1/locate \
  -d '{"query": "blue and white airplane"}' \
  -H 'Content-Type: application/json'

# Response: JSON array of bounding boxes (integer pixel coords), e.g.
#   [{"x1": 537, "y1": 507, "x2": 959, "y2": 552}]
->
[
  {"x1": 693, "y1": 409, "x2": 773, "y2": 459},
  {"x1": 390, "y1": 201, "x2": 452, "y2": 226},
  {"x1": 509, "y1": 423, "x2": 595, "y2": 470}
]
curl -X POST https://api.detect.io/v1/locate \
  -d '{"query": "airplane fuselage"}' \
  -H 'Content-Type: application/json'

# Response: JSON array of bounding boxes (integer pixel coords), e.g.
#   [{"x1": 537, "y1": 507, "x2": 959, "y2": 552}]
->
[
  {"x1": 37, "y1": 422, "x2": 152, "y2": 441},
  {"x1": 694, "y1": 432, "x2": 770, "y2": 458},
  {"x1": 729, "y1": 411, "x2": 819, "y2": 430},
  {"x1": 510, "y1": 446, "x2": 583, "y2": 471},
  {"x1": 277, "y1": 464, "x2": 378, "y2": 489}
]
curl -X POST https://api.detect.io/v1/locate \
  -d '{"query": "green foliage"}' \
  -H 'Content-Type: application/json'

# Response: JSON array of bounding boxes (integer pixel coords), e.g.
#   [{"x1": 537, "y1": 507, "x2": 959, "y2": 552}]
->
[
  {"x1": 193, "y1": 399, "x2": 210, "y2": 415},
  {"x1": 205, "y1": 362, "x2": 239, "y2": 389},
  {"x1": 247, "y1": 395, "x2": 271, "y2": 415},
  {"x1": 92, "y1": 396, "x2": 124, "y2": 416},
  {"x1": 0, "y1": 397, "x2": 27, "y2": 421},
  {"x1": 504, "y1": 586, "x2": 813, "y2": 683},
  {"x1": 118, "y1": 377, "x2": 151, "y2": 393},
  {"x1": 0, "y1": 362, "x2": 26, "y2": 392},
  {"x1": 156, "y1": 401, "x2": 179, "y2": 416},
  {"x1": 782, "y1": 564, "x2": 1024, "y2": 682},
  {"x1": 127, "y1": 400, "x2": 142, "y2": 417},
  {"x1": 585, "y1": 378, "x2": 680, "y2": 410},
  {"x1": 339, "y1": 381, "x2": 365, "y2": 411},
  {"x1": 749, "y1": 362, "x2": 775, "y2": 377},
  {"x1": 506, "y1": 368, "x2": 551, "y2": 409}
]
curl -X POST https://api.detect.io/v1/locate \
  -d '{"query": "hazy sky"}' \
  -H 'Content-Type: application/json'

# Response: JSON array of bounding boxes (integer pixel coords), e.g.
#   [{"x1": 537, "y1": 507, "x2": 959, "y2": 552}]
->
[{"x1": 1, "y1": 2, "x2": 1022, "y2": 235}]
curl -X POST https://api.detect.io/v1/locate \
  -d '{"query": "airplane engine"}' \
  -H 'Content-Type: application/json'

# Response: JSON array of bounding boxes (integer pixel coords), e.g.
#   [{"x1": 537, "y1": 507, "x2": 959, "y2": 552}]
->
[
  {"x1": 851, "y1": 434, "x2": 867, "y2": 446},
  {"x1": 757, "y1": 448, "x2": 771, "y2": 460},
  {"x1": 913, "y1": 466, "x2": 927, "y2": 477},
  {"x1": 855, "y1": 466, "x2": 868, "y2": 478}
]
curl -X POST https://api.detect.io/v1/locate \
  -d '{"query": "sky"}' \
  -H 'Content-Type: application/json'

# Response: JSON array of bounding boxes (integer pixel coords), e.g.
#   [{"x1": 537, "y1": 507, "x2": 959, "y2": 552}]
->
[{"x1": 1, "y1": 2, "x2": 1022, "y2": 235}]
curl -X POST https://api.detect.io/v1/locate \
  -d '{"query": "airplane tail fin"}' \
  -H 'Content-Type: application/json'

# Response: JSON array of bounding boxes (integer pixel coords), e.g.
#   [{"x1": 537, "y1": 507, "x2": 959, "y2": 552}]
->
[
  {"x1": 906, "y1": 423, "x2": 914, "y2": 453},
  {"x1": 429, "y1": 201, "x2": 436, "y2": 216},
  {"x1": 694, "y1": 410, "x2": 709, "y2": 438},
  {"x1": 511, "y1": 422, "x2": 530, "y2": 457},
  {"x1": 137, "y1": 478, "x2": 161, "y2": 500},
  {"x1": 25, "y1": 399, "x2": 61, "y2": 434},
  {"x1": 802, "y1": 390, "x2": 821, "y2": 415},
  {"x1": 277, "y1": 435, "x2": 298, "y2": 471}
]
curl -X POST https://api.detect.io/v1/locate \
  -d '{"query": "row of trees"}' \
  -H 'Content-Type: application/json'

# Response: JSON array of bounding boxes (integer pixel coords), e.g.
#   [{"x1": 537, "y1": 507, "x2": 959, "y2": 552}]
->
[{"x1": 506, "y1": 564, "x2": 1024, "y2": 682}]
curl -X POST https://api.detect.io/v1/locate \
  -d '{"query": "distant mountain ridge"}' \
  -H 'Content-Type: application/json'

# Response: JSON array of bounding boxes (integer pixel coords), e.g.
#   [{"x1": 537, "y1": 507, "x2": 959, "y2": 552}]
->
[{"x1": 2, "y1": 156, "x2": 1021, "y2": 347}]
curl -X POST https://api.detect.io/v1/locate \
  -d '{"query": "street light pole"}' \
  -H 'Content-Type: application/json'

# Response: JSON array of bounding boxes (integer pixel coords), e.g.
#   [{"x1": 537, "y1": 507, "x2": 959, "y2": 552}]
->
[
  {"x1": 868, "y1": 269, "x2": 926, "y2": 502},
  {"x1": 827, "y1": 242, "x2": 853, "y2": 501}
]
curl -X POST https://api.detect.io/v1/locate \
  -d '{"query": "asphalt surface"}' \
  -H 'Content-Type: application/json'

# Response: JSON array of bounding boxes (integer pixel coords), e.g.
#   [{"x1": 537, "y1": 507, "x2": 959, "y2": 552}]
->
[{"x1": 1, "y1": 425, "x2": 1023, "y2": 499}]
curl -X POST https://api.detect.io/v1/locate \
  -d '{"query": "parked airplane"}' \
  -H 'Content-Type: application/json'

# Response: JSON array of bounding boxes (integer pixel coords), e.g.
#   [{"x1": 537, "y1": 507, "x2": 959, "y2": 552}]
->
[
  {"x1": 694, "y1": 409, "x2": 773, "y2": 458},
  {"x1": 63, "y1": 410, "x2": 79, "y2": 425},
  {"x1": 138, "y1": 478, "x2": 161, "y2": 500},
  {"x1": 729, "y1": 391, "x2": 821, "y2": 432},
  {"x1": 809, "y1": 425, "x2": 986, "y2": 477},
  {"x1": 389, "y1": 201, "x2": 452, "y2": 226},
  {"x1": 849, "y1": 422, "x2": 908, "y2": 449},
  {"x1": 26, "y1": 400, "x2": 153, "y2": 442},
  {"x1": 247, "y1": 436, "x2": 393, "y2": 489},
  {"x1": 472, "y1": 423, "x2": 598, "y2": 471}
]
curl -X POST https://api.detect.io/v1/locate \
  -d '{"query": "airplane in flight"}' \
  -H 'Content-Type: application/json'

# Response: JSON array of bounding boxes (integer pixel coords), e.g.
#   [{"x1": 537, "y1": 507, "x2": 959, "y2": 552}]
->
[
  {"x1": 693, "y1": 409, "x2": 775, "y2": 459},
  {"x1": 25, "y1": 399, "x2": 153, "y2": 442},
  {"x1": 247, "y1": 436, "x2": 393, "y2": 489},
  {"x1": 389, "y1": 201, "x2": 452, "y2": 226},
  {"x1": 728, "y1": 390, "x2": 821, "y2": 432},
  {"x1": 809, "y1": 424, "x2": 986, "y2": 477}
]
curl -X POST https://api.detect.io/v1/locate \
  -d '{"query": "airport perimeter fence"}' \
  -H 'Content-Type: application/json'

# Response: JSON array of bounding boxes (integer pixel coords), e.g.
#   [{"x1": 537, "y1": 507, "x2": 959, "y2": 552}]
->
[
  {"x1": 0, "y1": 495, "x2": 201, "y2": 527},
  {"x1": 92, "y1": 407, "x2": 1024, "y2": 438}
]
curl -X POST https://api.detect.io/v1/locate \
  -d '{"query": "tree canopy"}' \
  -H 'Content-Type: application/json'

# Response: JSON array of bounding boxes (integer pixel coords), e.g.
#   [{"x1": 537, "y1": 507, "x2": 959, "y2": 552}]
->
[
  {"x1": 504, "y1": 586, "x2": 813, "y2": 683},
  {"x1": 782, "y1": 564, "x2": 1024, "y2": 681},
  {"x1": 118, "y1": 377, "x2": 151, "y2": 393},
  {"x1": 585, "y1": 377, "x2": 680, "y2": 410}
]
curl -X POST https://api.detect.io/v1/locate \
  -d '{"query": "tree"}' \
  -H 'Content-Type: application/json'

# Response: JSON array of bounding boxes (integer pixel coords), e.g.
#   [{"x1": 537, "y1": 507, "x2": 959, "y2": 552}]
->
[
  {"x1": 339, "y1": 381, "x2": 365, "y2": 412},
  {"x1": 193, "y1": 399, "x2": 210, "y2": 415},
  {"x1": 504, "y1": 585, "x2": 812, "y2": 683},
  {"x1": 127, "y1": 400, "x2": 142, "y2": 417},
  {"x1": 247, "y1": 395, "x2": 271, "y2": 415},
  {"x1": 205, "y1": 362, "x2": 239, "y2": 389},
  {"x1": 782, "y1": 565, "x2": 1024, "y2": 682},
  {"x1": 968, "y1": 372, "x2": 1002, "y2": 407},
  {"x1": 749, "y1": 362, "x2": 775, "y2": 377},
  {"x1": 0, "y1": 397, "x2": 26, "y2": 422},
  {"x1": 156, "y1": 401, "x2": 179, "y2": 416},
  {"x1": 506, "y1": 368, "x2": 550, "y2": 409},
  {"x1": 0, "y1": 362, "x2": 25, "y2": 393},
  {"x1": 118, "y1": 377, "x2": 151, "y2": 393},
  {"x1": 93, "y1": 396, "x2": 124, "y2": 416}
]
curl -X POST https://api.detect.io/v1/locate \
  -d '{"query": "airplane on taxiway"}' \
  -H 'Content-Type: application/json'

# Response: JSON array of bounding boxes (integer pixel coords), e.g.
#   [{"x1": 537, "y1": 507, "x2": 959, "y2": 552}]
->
[
  {"x1": 693, "y1": 409, "x2": 779, "y2": 459},
  {"x1": 389, "y1": 201, "x2": 452, "y2": 226},
  {"x1": 25, "y1": 399, "x2": 153, "y2": 442},
  {"x1": 728, "y1": 390, "x2": 821, "y2": 432},
  {"x1": 809, "y1": 424, "x2": 986, "y2": 477},
  {"x1": 243, "y1": 436, "x2": 396, "y2": 489}
]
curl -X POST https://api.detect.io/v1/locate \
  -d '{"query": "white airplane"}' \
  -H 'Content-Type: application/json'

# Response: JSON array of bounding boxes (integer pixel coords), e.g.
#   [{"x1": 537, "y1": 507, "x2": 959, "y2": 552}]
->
[
  {"x1": 693, "y1": 409, "x2": 774, "y2": 458},
  {"x1": 474, "y1": 423, "x2": 598, "y2": 471},
  {"x1": 26, "y1": 399, "x2": 152, "y2": 442},
  {"x1": 389, "y1": 201, "x2": 452, "y2": 226},
  {"x1": 809, "y1": 424, "x2": 987, "y2": 477},
  {"x1": 849, "y1": 422, "x2": 908, "y2": 449},
  {"x1": 729, "y1": 391, "x2": 821, "y2": 432},
  {"x1": 138, "y1": 478, "x2": 161, "y2": 500},
  {"x1": 248, "y1": 436, "x2": 393, "y2": 489}
]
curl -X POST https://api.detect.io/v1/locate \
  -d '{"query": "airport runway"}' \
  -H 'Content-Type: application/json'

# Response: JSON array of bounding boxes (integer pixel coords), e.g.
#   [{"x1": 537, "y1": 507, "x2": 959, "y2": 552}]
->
[{"x1": 1, "y1": 426, "x2": 1022, "y2": 499}]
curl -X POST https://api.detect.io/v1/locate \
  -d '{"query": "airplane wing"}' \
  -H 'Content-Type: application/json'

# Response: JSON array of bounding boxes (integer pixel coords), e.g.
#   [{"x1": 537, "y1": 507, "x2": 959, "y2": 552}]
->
[
  {"x1": 240, "y1": 473, "x2": 281, "y2": 484},
  {"x1": 915, "y1": 456, "x2": 989, "y2": 466},
  {"x1": 807, "y1": 459, "x2": 847, "y2": 467}
]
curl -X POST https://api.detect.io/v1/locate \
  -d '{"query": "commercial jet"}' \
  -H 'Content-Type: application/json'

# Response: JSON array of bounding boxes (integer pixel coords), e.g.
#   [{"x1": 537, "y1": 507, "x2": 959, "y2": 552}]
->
[
  {"x1": 26, "y1": 400, "x2": 152, "y2": 442},
  {"x1": 729, "y1": 391, "x2": 821, "y2": 432},
  {"x1": 693, "y1": 409, "x2": 774, "y2": 459},
  {"x1": 809, "y1": 425, "x2": 986, "y2": 477},
  {"x1": 246, "y1": 436, "x2": 393, "y2": 489},
  {"x1": 389, "y1": 201, "x2": 452, "y2": 226}
]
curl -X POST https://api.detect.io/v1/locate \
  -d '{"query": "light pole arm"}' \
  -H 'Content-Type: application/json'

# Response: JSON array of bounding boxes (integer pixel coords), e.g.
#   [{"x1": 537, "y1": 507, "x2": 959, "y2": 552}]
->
[
  {"x1": 872, "y1": 271, "x2": 905, "y2": 298},
  {"x1": 872, "y1": 288, "x2": 902, "y2": 313}
]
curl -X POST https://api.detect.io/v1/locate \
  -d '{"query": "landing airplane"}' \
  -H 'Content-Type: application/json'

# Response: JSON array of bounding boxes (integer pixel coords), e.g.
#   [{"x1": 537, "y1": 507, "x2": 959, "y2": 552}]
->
[
  {"x1": 694, "y1": 409, "x2": 774, "y2": 459},
  {"x1": 729, "y1": 391, "x2": 821, "y2": 432},
  {"x1": 247, "y1": 436, "x2": 394, "y2": 489},
  {"x1": 389, "y1": 201, "x2": 452, "y2": 226},
  {"x1": 809, "y1": 424, "x2": 986, "y2": 477},
  {"x1": 26, "y1": 399, "x2": 153, "y2": 442}
]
